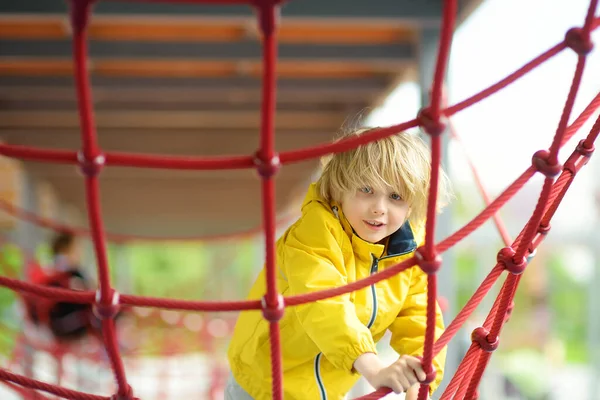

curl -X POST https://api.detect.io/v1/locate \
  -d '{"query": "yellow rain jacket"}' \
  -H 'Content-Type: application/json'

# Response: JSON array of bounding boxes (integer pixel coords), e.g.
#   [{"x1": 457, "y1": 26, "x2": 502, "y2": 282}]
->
[{"x1": 228, "y1": 183, "x2": 446, "y2": 400}]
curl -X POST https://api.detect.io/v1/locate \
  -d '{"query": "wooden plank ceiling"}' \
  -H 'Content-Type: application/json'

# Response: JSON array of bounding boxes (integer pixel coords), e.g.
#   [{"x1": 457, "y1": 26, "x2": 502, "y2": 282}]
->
[{"x1": 0, "y1": 0, "x2": 458, "y2": 240}]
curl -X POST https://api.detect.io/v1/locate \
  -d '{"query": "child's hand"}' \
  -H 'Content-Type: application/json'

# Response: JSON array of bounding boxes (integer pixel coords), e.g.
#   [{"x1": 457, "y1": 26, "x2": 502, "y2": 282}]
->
[{"x1": 366, "y1": 355, "x2": 426, "y2": 394}]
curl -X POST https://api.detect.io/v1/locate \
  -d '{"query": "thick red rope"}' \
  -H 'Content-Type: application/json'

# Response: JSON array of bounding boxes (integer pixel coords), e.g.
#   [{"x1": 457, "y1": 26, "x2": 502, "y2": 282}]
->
[
  {"x1": 0, "y1": 1, "x2": 598, "y2": 399},
  {"x1": 70, "y1": 0, "x2": 131, "y2": 397}
]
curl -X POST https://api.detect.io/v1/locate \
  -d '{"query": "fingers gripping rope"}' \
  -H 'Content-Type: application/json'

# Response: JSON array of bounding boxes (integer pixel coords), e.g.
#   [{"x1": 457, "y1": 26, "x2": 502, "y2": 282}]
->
[{"x1": 0, "y1": 1, "x2": 600, "y2": 400}]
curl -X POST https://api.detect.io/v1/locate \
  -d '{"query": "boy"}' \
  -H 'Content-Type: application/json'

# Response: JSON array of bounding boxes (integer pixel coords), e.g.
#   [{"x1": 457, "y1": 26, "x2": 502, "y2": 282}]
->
[
  {"x1": 227, "y1": 128, "x2": 450, "y2": 399},
  {"x1": 47, "y1": 231, "x2": 92, "y2": 340}
]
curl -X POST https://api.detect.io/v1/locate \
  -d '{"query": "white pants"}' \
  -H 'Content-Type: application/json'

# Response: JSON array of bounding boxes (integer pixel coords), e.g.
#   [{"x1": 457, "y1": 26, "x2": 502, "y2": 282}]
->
[{"x1": 224, "y1": 373, "x2": 254, "y2": 400}]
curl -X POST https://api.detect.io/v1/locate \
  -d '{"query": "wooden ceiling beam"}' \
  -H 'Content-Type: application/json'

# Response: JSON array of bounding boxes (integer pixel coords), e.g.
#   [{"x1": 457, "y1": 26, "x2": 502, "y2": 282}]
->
[
  {"x1": 0, "y1": 58, "x2": 409, "y2": 79},
  {"x1": 0, "y1": 110, "x2": 344, "y2": 130},
  {"x1": 0, "y1": 0, "x2": 444, "y2": 19},
  {"x1": 0, "y1": 85, "x2": 379, "y2": 106},
  {"x1": 0, "y1": 15, "x2": 417, "y2": 44}
]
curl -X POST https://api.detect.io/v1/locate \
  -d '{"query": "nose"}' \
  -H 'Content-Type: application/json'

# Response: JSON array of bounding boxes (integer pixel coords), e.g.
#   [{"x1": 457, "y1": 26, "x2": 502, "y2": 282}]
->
[{"x1": 370, "y1": 195, "x2": 386, "y2": 215}]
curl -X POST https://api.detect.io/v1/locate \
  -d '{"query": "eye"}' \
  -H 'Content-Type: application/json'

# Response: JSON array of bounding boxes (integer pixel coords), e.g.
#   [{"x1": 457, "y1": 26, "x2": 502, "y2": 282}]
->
[
  {"x1": 359, "y1": 186, "x2": 373, "y2": 194},
  {"x1": 390, "y1": 193, "x2": 402, "y2": 201}
]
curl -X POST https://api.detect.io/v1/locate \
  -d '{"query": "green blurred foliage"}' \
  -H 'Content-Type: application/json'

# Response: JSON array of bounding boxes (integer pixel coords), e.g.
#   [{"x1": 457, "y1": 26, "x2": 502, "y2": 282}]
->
[
  {"x1": 0, "y1": 243, "x2": 23, "y2": 309},
  {"x1": 547, "y1": 253, "x2": 588, "y2": 363}
]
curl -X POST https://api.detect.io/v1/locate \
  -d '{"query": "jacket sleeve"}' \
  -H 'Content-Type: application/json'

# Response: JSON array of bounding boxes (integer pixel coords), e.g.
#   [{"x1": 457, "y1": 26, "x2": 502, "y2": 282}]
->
[
  {"x1": 283, "y1": 206, "x2": 377, "y2": 372},
  {"x1": 388, "y1": 266, "x2": 446, "y2": 393}
]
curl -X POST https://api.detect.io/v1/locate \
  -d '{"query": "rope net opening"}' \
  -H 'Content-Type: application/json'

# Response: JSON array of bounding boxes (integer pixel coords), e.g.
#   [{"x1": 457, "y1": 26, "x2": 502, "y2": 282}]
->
[{"x1": 0, "y1": 0, "x2": 599, "y2": 399}]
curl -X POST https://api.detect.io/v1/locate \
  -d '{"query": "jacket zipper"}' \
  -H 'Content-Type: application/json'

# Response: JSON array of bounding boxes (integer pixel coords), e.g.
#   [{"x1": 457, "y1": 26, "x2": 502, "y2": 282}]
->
[
  {"x1": 366, "y1": 255, "x2": 379, "y2": 329},
  {"x1": 367, "y1": 249, "x2": 414, "y2": 329}
]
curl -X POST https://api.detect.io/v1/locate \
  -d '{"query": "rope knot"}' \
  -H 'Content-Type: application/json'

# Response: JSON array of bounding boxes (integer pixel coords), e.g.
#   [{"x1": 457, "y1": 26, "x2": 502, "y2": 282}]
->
[
  {"x1": 77, "y1": 151, "x2": 105, "y2": 177},
  {"x1": 93, "y1": 288, "x2": 121, "y2": 320},
  {"x1": 564, "y1": 140, "x2": 594, "y2": 174},
  {"x1": 68, "y1": 0, "x2": 97, "y2": 34},
  {"x1": 565, "y1": 27, "x2": 594, "y2": 56},
  {"x1": 254, "y1": 152, "x2": 281, "y2": 178},
  {"x1": 261, "y1": 294, "x2": 285, "y2": 322},
  {"x1": 253, "y1": 0, "x2": 282, "y2": 36},
  {"x1": 415, "y1": 246, "x2": 442, "y2": 275},
  {"x1": 575, "y1": 139, "x2": 595, "y2": 157},
  {"x1": 471, "y1": 327, "x2": 499, "y2": 352},
  {"x1": 497, "y1": 247, "x2": 527, "y2": 275},
  {"x1": 531, "y1": 149, "x2": 562, "y2": 178},
  {"x1": 537, "y1": 223, "x2": 551, "y2": 235},
  {"x1": 417, "y1": 107, "x2": 447, "y2": 136}
]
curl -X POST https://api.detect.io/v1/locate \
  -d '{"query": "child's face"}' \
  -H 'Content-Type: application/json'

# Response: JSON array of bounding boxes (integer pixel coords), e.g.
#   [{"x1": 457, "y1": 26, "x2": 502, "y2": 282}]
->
[{"x1": 340, "y1": 185, "x2": 409, "y2": 244}]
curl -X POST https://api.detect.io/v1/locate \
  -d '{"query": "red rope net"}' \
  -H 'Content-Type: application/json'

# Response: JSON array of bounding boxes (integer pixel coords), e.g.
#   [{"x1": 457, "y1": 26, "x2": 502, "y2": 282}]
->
[{"x1": 0, "y1": 0, "x2": 599, "y2": 399}]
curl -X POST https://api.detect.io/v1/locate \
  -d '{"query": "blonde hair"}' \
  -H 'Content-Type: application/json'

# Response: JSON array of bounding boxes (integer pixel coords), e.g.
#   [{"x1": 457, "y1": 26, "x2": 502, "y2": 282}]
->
[{"x1": 316, "y1": 128, "x2": 451, "y2": 226}]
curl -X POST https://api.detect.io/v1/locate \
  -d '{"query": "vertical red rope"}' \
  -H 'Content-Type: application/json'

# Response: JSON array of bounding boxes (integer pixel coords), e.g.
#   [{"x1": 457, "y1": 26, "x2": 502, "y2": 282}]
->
[
  {"x1": 429, "y1": 0, "x2": 458, "y2": 120},
  {"x1": 69, "y1": 0, "x2": 130, "y2": 396},
  {"x1": 256, "y1": 2, "x2": 284, "y2": 400},
  {"x1": 417, "y1": 3, "x2": 458, "y2": 399}
]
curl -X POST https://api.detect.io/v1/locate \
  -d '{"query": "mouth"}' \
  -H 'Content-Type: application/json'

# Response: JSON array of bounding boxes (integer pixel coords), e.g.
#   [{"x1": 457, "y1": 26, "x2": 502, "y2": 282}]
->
[{"x1": 364, "y1": 220, "x2": 385, "y2": 229}]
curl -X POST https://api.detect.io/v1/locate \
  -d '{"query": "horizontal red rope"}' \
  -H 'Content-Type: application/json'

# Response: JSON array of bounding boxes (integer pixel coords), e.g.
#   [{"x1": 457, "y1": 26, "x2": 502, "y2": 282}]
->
[
  {"x1": 106, "y1": 151, "x2": 255, "y2": 170},
  {"x1": 0, "y1": 275, "x2": 94, "y2": 303},
  {"x1": 0, "y1": 368, "x2": 109, "y2": 400},
  {"x1": 0, "y1": 144, "x2": 77, "y2": 164},
  {"x1": 446, "y1": 42, "x2": 566, "y2": 116},
  {"x1": 120, "y1": 293, "x2": 262, "y2": 312},
  {"x1": 0, "y1": 258, "x2": 415, "y2": 313},
  {"x1": 285, "y1": 256, "x2": 415, "y2": 306},
  {"x1": 0, "y1": 379, "x2": 52, "y2": 400},
  {"x1": 447, "y1": 16, "x2": 600, "y2": 116},
  {"x1": 279, "y1": 119, "x2": 419, "y2": 164}
]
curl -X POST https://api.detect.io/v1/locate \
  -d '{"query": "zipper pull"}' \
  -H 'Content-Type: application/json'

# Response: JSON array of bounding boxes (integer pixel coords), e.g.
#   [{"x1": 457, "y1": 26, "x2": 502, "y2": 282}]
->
[{"x1": 371, "y1": 254, "x2": 379, "y2": 274}]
